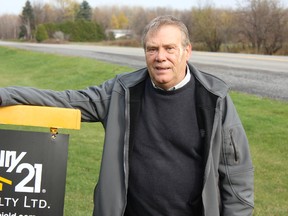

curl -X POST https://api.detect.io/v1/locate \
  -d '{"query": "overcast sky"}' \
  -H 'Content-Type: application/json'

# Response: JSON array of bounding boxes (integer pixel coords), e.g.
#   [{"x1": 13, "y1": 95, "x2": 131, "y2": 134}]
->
[{"x1": 1, "y1": 0, "x2": 288, "y2": 15}]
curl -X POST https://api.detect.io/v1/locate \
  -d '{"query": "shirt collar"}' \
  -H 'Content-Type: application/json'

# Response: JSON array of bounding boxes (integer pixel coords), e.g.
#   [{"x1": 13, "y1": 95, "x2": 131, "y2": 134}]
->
[{"x1": 151, "y1": 65, "x2": 191, "y2": 91}]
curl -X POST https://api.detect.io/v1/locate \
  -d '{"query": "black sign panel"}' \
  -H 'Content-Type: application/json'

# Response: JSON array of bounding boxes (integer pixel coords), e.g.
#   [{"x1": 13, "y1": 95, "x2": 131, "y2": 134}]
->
[{"x1": 0, "y1": 129, "x2": 69, "y2": 216}]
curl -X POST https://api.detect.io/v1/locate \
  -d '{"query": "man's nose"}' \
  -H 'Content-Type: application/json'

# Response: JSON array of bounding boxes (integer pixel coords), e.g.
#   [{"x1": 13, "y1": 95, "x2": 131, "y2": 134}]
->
[{"x1": 155, "y1": 49, "x2": 166, "y2": 62}]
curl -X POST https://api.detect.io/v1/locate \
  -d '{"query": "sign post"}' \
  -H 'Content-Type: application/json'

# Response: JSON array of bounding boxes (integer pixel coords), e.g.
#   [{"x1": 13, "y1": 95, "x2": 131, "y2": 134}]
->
[{"x1": 0, "y1": 105, "x2": 81, "y2": 216}]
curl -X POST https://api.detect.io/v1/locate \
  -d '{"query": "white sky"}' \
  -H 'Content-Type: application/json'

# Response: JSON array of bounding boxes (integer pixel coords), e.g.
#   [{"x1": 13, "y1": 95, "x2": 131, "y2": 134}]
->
[{"x1": 1, "y1": 0, "x2": 288, "y2": 15}]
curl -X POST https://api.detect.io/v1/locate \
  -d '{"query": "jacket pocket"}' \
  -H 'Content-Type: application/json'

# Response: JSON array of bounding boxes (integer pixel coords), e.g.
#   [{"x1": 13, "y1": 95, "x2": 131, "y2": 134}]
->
[
  {"x1": 223, "y1": 124, "x2": 253, "y2": 169},
  {"x1": 222, "y1": 124, "x2": 254, "y2": 207},
  {"x1": 224, "y1": 128, "x2": 240, "y2": 165}
]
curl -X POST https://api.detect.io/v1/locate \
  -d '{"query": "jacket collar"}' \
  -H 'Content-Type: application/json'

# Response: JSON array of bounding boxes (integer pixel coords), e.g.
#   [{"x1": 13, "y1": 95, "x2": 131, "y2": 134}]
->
[{"x1": 188, "y1": 64, "x2": 229, "y2": 99}]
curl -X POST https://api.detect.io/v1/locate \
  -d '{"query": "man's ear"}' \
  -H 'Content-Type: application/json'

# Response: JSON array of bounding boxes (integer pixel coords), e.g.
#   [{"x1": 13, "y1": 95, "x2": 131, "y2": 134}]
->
[{"x1": 185, "y1": 44, "x2": 192, "y2": 60}]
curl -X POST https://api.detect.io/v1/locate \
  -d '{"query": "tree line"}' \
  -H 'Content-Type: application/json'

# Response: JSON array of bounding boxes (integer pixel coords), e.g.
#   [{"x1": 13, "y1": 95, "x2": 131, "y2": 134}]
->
[{"x1": 0, "y1": 0, "x2": 287, "y2": 55}]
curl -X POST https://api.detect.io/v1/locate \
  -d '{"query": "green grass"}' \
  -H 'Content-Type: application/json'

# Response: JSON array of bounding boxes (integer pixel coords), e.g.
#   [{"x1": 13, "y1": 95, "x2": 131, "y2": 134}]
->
[
  {"x1": 230, "y1": 92, "x2": 288, "y2": 215},
  {"x1": 0, "y1": 46, "x2": 287, "y2": 215}
]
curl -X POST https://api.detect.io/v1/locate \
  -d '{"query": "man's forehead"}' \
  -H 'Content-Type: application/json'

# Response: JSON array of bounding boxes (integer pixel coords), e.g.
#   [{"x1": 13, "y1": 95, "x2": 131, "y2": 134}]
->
[{"x1": 146, "y1": 26, "x2": 182, "y2": 45}]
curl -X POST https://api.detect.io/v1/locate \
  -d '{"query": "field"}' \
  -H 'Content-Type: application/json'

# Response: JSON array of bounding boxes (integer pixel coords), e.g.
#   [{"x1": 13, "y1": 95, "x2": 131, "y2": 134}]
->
[{"x1": 0, "y1": 46, "x2": 287, "y2": 215}]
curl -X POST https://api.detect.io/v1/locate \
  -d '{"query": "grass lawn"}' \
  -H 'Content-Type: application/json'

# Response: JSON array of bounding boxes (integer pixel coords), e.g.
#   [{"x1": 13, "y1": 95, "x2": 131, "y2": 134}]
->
[{"x1": 0, "y1": 46, "x2": 287, "y2": 215}]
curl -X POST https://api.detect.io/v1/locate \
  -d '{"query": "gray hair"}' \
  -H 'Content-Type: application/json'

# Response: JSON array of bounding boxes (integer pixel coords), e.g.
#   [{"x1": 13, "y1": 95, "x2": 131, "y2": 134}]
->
[{"x1": 141, "y1": 15, "x2": 191, "y2": 49}]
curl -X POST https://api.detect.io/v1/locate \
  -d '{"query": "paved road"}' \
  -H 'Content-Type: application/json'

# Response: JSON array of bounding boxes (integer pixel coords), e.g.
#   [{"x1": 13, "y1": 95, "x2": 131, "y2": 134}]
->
[{"x1": 1, "y1": 41, "x2": 287, "y2": 101}]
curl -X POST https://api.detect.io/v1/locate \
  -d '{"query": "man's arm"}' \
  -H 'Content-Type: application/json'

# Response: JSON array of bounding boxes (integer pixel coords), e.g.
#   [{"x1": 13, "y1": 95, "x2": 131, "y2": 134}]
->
[
  {"x1": 219, "y1": 95, "x2": 254, "y2": 216},
  {"x1": 0, "y1": 78, "x2": 116, "y2": 122}
]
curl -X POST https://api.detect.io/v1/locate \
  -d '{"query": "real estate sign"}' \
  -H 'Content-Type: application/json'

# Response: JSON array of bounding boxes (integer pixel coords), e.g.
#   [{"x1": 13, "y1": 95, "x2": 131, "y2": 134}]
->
[{"x1": 0, "y1": 129, "x2": 69, "y2": 216}]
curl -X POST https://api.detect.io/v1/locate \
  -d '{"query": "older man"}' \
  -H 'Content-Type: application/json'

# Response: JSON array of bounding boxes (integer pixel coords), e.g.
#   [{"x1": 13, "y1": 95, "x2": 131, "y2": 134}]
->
[{"x1": 0, "y1": 16, "x2": 254, "y2": 216}]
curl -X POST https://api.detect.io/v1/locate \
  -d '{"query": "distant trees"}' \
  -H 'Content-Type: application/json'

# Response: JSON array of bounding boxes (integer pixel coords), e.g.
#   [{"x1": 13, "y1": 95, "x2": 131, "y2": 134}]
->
[
  {"x1": 26, "y1": 0, "x2": 104, "y2": 42},
  {"x1": 0, "y1": 0, "x2": 287, "y2": 55},
  {"x1": 110, "y1": 12, "x2": 129, "y2": 29}
]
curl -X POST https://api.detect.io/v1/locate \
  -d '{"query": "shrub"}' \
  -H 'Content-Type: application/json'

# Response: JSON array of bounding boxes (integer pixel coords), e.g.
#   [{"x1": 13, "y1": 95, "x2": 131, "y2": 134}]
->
[
  {"x1": 35, "y1": 24, "x2": 48, "y2": 42},
  {"x1": 43, "y1": 20, "x2": 105, "y2": 42}
]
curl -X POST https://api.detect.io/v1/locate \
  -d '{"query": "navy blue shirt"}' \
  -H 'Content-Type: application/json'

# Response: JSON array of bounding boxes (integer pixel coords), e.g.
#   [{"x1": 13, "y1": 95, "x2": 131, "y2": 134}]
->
[{"x1": 125, "y1": 76, "x2": 204, "y2": 216}]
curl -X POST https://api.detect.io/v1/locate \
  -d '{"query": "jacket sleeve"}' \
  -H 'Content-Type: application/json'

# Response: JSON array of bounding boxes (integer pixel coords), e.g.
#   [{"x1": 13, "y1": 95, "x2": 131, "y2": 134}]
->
[
  {"x1": 219, "y1": 95, "x2": 254, "y2": 216},
  {"x1": 0, "y1": 77, "x2": 117, "y2": 122}
]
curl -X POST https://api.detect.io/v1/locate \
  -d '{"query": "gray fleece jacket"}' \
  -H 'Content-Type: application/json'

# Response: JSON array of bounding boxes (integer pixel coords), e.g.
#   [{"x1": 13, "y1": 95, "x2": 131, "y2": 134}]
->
[{"x1": 0, "y1": 64, "x2": 254, "y2": 216}]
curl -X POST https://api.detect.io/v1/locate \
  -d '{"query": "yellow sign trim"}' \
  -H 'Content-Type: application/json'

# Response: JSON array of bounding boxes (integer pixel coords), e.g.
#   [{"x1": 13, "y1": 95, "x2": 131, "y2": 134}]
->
[{"x1": 0, "y1": 105, "x2": 81, "y2": 130}]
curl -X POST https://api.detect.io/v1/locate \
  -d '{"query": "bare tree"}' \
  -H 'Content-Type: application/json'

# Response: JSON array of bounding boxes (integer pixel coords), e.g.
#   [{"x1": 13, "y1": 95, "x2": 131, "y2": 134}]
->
[
  {"x1": 262, "y1": 1, "x2": 288, "y2": 54},
  {"x1": 92, "y1": 6, "x2": 111, "y2": 29},
  {"x1": 51, "y1": 0, "x2": 79, "y2": 22},
  {"x1": 129, "y1": 7, "x2": 150, "y2": 38},
  {"x1": 41, "y1": 4, "x2": 59, "y2": 23},
  {"x1": 238, "y1": 0, "x2": 287, "y2": 54},
  {"x1": 179, "y1": 10, "x2": 194, "y2": 42},
  {"x1": 33, "y1": 0, "x2": 45, "y2": 25},
  {"x1": 192, "y1": 7, "x2": 225, "y2": 52},
  {"x1": 33, "y1": 1, "x2": 61, "y2": 24},
  {"x1": 0, "y1": 14, "x2": 20, "y2": 39}
]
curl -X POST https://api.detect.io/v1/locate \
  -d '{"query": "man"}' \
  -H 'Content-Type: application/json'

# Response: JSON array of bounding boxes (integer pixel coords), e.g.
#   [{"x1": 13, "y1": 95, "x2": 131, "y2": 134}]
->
[{"x1": 0, "y1": 16, "x2": 254, "y2": 215}]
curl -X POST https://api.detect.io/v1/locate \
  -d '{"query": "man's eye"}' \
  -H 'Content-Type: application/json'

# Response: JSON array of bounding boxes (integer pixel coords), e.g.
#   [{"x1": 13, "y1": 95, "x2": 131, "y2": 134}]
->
[
  {"x1": 147, "y1": 48, "x2": 157, "y2": 53},
  {"x1": 166, "y1": 47, "x2": 175, "y2": 53}
]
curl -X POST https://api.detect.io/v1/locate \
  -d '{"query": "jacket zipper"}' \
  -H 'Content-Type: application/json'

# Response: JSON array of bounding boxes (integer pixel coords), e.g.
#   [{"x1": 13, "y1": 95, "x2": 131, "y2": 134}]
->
[
  {"x1": 229, "y1": 129, "x2": 239, "y2": 162},
  {"x1": 121, "y1": 85, "x2": 130, "y2": 216}
]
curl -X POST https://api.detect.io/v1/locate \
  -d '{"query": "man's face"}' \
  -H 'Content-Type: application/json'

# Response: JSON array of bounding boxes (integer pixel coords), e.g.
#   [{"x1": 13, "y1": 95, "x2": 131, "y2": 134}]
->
[{"x1": 145, "y1": 25, "x2": 192, "y2": 90}]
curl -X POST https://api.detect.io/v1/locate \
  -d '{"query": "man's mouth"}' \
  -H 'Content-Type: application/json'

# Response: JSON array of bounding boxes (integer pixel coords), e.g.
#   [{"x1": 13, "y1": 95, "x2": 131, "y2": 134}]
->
[{"x1": 155, "y1": 66, "x2": 170, "y2": 71}]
